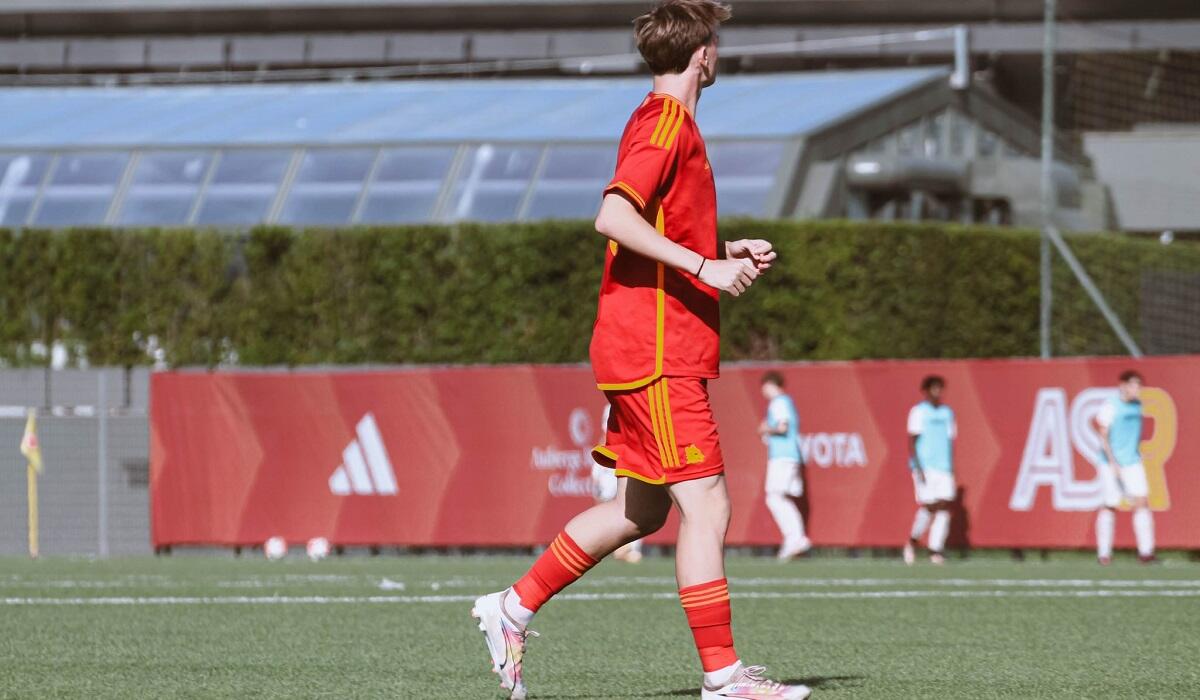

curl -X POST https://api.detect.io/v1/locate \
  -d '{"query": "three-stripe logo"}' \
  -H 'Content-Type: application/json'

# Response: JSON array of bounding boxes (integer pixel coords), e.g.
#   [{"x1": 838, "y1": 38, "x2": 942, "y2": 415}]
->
[{"x1": 328, "y1": 413, "x2": 398, "y2": 496}]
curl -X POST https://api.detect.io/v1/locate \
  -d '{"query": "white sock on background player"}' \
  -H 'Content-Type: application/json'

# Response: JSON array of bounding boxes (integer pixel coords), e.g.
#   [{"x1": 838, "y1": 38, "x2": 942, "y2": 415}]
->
[
  {"x1": 928, "y1": 511, "x2": 950, "y2": 553},
  {"x1": 766, "y1": 493, "x2": 805, "y2": 545},
  {"x1": 1096, "y1": 509, "x2": 1115, "y2": 560},
  {"x1": 910, "y1": 507, "x2": 931, "y2": 541},
  {"x1": 1132, "y1": 508, "x2": 1155, "y2": 557}
]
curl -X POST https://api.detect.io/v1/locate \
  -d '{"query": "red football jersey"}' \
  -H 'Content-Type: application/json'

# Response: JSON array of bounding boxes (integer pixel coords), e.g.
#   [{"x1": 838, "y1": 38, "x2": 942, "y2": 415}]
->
[{"x1": 589, "y1": 93, "x2": 720, "y2": 390}]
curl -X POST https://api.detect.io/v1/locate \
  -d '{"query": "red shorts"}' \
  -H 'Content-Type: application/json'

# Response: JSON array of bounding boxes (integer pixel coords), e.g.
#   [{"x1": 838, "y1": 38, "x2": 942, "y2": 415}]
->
[{"x1": 591, "y1": 376, "x2": 724, "y2": 485}]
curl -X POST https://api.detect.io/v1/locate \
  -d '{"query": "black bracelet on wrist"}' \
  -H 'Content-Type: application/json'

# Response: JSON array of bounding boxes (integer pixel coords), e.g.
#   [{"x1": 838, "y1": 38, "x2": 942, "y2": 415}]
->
[{"x1": 696, "y1": 258, "x2": 706, "y2": 276}]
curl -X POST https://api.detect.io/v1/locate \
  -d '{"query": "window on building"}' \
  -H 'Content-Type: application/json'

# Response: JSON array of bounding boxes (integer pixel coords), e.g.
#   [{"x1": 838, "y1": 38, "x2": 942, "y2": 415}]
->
[
  {"x1": 445, "y1": 144, "x2": 541, "y2": 222},
  {"x1": 524, "y1": 145, "x2": 614, "y2": 220},
  {"x1": 708, "y1": 141, "x2": 785, "y2": 217},
  {"x1": 195, "y1": 150, "x2": 292, "y2": 225},
  {"x1": 279, "y1": 148, "x2": 376, "y2": 226},
  {"x1": 0, "y1": 153, "x2": 51, "y2": 227},
  {"x1": 33, "y1": 152, "x2": 129, "y2": 227},
  {"x1": 948, "y1": 110, "x2": 967, "y2": 157},
  {"x1": 117, "y1": 151, "x2": 212, "y2": 226},
  {"x1": 359, "y1": 146, "x2": 458, "y2": 224}
]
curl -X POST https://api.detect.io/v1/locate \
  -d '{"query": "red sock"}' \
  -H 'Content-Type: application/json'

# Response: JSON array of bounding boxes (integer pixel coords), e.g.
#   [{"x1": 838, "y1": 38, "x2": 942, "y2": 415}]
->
[
  {"x1": 680, "y1": 578, "x2": 738, "y2": 672},
  {"x1": 512, "y1": 531, "x2": 598, "y2": 612}
]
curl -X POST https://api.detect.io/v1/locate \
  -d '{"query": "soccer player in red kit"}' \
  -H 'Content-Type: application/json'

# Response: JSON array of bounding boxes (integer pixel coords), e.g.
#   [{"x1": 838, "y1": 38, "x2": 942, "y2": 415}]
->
[{"x1": 473, "y1": 2, "x2": 811, "y2": 698}]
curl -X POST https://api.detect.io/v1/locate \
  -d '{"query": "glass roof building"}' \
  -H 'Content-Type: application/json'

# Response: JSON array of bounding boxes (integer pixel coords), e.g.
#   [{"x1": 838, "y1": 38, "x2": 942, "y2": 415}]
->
[{"x1": 0, "y1": 67, "x2": 1107, "y2": 230}]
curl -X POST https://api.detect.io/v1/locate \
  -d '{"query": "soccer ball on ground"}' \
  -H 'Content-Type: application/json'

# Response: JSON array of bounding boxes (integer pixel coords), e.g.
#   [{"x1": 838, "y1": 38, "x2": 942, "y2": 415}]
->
[
  {"x1": 306, "y1": 537, "x2": 331, "y2": 562},
  {"x1": 263, "y1": 536, "x2": 288, "y2": 560}
]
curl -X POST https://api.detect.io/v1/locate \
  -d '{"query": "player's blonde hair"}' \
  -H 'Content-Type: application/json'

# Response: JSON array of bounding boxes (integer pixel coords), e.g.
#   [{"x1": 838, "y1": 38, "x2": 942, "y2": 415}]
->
[{"x1": 634, "y1": 0, "x2": 732, "y2": 76}]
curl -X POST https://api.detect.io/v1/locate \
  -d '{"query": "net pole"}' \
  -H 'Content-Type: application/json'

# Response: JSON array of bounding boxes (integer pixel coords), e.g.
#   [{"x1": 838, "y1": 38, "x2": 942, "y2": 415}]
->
[
  {"x1": 1040, "y1": 0, "x2": 1056, "y2": 360},
  {"x1": 98, "y1": 372, "x2": 110, "y2": 559}
]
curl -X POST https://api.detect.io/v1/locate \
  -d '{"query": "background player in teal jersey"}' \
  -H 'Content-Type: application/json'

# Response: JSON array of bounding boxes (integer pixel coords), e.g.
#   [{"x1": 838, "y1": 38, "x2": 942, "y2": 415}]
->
[
  {"x1": 1095, "y1": 369, "x2": 1155, "y2": 565},
  {"x1": 758, "y1": 372, "x2": 811, "y2": 560},
  {"x1": 904, "y1": 375, "x2": 956, "y2": 565}
]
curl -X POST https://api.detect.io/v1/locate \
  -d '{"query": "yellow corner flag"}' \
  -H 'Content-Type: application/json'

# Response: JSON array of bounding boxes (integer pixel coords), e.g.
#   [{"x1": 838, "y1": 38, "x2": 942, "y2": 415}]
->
[
  {"x1": 21, "y1": 409, "x2": 42, "y2": 473},
  {"x1": 20, "y1": 409, "x2": 42, "y2": 558}
]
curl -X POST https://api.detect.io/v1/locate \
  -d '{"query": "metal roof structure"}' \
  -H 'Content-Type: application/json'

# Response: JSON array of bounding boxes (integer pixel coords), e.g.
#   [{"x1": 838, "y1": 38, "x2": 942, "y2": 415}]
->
[
  {"x1": 0, "y1": 67, "x2": 1103, "y2": 230},
  {"x1": 0, "y1": 68, "x2": 947, "y2": 147}
]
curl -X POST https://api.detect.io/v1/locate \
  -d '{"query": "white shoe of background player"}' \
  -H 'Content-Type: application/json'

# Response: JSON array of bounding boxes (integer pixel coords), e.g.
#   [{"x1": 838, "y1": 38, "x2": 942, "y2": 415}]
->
[{"x1": 777, "y1": 536, "x2": 812, "y2": 560}]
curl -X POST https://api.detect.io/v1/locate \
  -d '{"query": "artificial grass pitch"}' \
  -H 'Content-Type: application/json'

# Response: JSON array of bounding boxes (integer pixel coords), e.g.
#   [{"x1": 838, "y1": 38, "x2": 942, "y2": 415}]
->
[{"x1": 0, "y1": 553, "x2": 1197, "y2": 698}]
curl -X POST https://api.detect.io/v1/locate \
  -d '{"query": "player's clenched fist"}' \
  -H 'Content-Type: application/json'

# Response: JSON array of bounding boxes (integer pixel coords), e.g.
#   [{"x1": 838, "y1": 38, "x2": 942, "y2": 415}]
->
[
  {"x1": 698, "y1": 257, "x2": 759, "y2": 296},
  {"x1": 725, "y1": 238, "x2": 776, "y2": 273}
]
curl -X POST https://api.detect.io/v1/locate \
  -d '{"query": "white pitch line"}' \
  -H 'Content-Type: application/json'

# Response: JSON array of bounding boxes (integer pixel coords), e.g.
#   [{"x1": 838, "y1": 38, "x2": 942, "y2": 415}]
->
[
  {"x1": 479, "y1": 575, "x2": 1200, "y2": 590},
  {"x1": 725, "y1": 577, "x2": 1200, "y2": 589},
  {"x1": 5, "y1": 589, "x2": 1200, "y2": 606}
]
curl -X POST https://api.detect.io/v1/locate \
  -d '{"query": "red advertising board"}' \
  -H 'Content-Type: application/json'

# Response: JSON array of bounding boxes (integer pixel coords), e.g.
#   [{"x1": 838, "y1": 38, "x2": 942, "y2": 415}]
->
[{"x1": 150, "y1": 357, "x2": 1199, "y2": 550}]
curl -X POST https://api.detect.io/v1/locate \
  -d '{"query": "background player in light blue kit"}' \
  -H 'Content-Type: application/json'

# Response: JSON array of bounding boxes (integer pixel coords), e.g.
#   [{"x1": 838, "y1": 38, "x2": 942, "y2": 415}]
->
[
  {"x1": 1095, "y1": 369, "x2": 1155, "y2": 565},
  {"x1": 758, "y1": 372, "x2": 811, "y2": 559},
  {"x1": 904, "y1": 375, "x2": 956, "y2": 565}
]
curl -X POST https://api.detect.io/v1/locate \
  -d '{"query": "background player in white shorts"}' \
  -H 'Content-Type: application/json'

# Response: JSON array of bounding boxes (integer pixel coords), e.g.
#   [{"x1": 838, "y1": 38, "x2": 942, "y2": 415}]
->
[
  {"x1": 590, "y1": 403, "x2": 643, "y2": 563},
  {"x1": 1095, "y1": 369, "x2": 1155, "y2": 565},
  {"x1": 904, "y1": 375, "x2": 956, "y2": 565},
  {"x1": 758, "y1": 372, "x2": 811, "y2": 560}
]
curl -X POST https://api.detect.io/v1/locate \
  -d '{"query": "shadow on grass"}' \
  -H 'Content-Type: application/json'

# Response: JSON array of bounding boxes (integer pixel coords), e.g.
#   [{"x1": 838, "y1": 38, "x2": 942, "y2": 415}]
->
[{"x1": 540, "y1": 674, "x2": 866, "y2": 698}]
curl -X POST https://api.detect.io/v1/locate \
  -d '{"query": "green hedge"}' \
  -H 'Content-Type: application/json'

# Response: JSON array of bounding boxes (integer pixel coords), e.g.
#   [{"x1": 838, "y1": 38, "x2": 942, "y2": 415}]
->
[{"x1": 0, "y1": 221, "x2": 1196, "y2": 368}]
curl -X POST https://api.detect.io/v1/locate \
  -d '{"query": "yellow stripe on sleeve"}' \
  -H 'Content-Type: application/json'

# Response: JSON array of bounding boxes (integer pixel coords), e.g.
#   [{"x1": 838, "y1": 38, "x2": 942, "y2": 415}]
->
[
  {"x1": 661, "y1": 104, "x2": 686, "y2": 150},
  {"x1": 649, "y1": 100, "x2": 674, "y2": 147},
  {"x1": 608, "y1": 181, "x2": 646, "y2": 210}
]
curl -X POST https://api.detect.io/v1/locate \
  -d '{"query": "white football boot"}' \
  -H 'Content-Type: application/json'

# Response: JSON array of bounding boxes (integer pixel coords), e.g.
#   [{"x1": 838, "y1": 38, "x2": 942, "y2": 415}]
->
[
  {"x1": 702, "y1": 663, "x2": 813, "y2": 699},
  {"x1": 472, "y1": 591, "x2": 538, "y2": 699}
]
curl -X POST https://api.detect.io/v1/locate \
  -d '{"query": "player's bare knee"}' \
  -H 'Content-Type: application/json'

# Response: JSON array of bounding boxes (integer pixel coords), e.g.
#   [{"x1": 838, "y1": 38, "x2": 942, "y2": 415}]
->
[{"x1": 677, "y1": 487, "x2": 730, "y2": 532}]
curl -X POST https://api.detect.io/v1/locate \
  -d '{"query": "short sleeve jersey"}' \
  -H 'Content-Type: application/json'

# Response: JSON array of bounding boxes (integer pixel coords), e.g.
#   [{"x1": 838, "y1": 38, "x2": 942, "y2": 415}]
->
[
  {"x1": 1096, "y1": 397, "x2": 1142, "y2": 466},
  {"x1": 907, "y1": 401, "x2": 956, "y2": 472},
  {"x1": 766, "y1": 395, "x2": 802, "y2": 462},
  {"x1": 588, "y1": 93, "x2": 720, "y2": 390}
]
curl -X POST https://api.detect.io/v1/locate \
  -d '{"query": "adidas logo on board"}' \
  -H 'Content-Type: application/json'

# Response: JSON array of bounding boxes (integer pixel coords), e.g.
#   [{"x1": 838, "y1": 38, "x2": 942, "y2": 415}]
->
[{"x1": 329, "y1": 413, "x2": 398, "y2": 496}]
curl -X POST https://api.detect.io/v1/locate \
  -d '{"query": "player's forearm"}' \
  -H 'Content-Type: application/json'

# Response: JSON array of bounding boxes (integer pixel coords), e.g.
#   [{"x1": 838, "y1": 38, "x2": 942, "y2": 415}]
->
[{"x1": 595, "y1": 194, "x2": 705, "y2": 274}]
